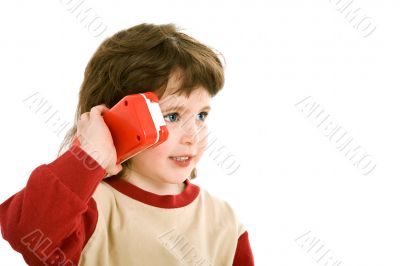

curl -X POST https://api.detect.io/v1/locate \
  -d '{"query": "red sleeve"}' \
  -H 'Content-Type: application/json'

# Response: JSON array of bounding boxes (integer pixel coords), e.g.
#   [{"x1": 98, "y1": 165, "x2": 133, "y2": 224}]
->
[
  {"x1": 233, "y1": 231, "x2": 255, "y2": 266},
  {"x1": 0, "y1": 145, "x2": 106, "y2": 266}
]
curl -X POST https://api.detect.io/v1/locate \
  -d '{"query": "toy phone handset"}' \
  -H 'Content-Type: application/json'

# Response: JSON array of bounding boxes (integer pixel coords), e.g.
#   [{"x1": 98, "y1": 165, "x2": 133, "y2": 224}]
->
[{"x1": 74, "y1": 92, "x2": 169, "y2": 165}]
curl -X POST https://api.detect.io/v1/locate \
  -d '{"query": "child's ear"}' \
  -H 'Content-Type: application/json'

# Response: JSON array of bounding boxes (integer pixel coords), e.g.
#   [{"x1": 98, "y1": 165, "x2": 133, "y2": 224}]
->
[{"x1": 190, "y1": 167, "x2": 197, "y2": 179}]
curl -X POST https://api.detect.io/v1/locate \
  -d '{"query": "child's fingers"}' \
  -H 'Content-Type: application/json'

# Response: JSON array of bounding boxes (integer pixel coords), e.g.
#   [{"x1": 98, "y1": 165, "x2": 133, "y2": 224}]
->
[
  {"x1": 77, "y1": 105, "x2": 107, "y2": 122},
  {"x1": 79, "y1": 112, "x2": 90, "y2": 121},
  {"x1": 90, "y1": 104, "x2": 109, "y2": 116}
]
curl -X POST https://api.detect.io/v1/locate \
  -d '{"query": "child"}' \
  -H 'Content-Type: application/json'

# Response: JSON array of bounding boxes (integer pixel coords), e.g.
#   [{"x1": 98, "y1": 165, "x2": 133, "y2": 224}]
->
[{"x1": 0, "y1": 23, "x2": 254, "y2": 266}]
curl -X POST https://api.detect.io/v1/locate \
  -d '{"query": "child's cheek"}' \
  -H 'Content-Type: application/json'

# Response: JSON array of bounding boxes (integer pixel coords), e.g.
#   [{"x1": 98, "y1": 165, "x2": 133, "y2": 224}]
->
[
  {"x1": 150, "y1": 128, "x2": 177, "y2": 154},
  {"x1": 164, "y1": 123, "x2": 180, "y2": 142}
]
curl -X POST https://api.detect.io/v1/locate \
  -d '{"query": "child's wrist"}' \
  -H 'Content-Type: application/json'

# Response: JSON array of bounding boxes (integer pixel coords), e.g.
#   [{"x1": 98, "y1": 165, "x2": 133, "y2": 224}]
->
[{"x1": 79, "y1": 144, "x2": 109, "y2": 170}]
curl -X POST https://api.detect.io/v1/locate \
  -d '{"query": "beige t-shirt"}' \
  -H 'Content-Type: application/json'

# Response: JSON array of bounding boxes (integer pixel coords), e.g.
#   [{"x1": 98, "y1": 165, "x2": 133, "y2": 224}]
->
[{"x1": 78, "y1": 177, "x2": 246, "y2": 266}]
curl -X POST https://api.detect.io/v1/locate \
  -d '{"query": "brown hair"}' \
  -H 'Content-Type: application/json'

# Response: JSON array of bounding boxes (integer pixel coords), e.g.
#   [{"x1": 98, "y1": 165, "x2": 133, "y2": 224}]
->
[{"x1": 59, "y1": 23, "x2": 225, "y2": 179}]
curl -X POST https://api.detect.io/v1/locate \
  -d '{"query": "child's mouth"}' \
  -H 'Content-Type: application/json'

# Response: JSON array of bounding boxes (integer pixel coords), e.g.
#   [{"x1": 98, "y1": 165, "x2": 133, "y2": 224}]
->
[{"x1": 169, "y1": 156, "x2": 192, "y2": 167}]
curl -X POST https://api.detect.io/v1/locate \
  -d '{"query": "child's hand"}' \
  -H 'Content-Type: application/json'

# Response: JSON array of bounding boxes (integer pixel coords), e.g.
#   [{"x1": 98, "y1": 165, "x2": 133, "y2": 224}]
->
[{"x1": 75, "y1": 104, "x2": 123, "y2": 176}]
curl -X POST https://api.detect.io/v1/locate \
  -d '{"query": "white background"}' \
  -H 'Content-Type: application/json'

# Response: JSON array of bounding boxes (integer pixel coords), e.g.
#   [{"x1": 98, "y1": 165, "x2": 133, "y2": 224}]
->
[{"x1": 0, "y1": 0, "x2": 399, "y2": 265}]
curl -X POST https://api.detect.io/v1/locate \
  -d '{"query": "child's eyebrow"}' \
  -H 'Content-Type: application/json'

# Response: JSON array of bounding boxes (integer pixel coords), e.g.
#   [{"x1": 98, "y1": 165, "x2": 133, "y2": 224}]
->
[{"x1": 162, "y1": 104, "x2": 211, "y2": 113}]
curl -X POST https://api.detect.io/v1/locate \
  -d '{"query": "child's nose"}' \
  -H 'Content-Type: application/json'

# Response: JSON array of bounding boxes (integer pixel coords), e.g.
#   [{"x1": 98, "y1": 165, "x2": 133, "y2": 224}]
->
[{"x1": 180, "y1": 121, "x2": 201, "y2": 145}]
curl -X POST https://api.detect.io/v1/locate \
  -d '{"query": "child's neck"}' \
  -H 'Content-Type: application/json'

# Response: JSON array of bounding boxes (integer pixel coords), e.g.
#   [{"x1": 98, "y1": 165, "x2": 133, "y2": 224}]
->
[{"x1": 121, "y1": 171, "x2": 186, "y2": 196}]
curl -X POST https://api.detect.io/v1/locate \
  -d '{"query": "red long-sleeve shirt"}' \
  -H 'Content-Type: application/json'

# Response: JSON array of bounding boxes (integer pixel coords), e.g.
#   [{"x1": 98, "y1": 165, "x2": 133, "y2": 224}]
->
[{"x1": 0, "y1": 145, "x2": 254, "y2": 265}]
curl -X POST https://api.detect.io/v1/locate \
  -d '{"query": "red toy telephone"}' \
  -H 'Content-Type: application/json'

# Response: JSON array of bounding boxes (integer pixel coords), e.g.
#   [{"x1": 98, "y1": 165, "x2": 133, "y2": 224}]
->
[{"x1": 74, "y1": 92, "x2": 169, "y2": 164}]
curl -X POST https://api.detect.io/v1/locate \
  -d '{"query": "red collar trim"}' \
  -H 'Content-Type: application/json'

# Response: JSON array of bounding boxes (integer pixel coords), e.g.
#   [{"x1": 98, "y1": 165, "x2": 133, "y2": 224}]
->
[{"x1": 103, "y1": 177, "x2": 200, "y2": 208}]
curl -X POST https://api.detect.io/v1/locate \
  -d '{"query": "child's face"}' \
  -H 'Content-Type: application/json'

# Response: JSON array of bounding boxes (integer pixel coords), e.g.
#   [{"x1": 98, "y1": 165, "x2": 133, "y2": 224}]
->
[{"x1": 127, "y1": 75, "x2": 211, "y2": 185}]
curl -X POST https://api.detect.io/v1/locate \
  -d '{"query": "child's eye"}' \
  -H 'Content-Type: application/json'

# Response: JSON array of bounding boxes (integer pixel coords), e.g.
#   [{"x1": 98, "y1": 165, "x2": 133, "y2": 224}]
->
[
  {"x1": 163, "y1": 111, "x2": 209, "y2": 123},
  {"x1": 163, "y1": 112, "x2": 180, "y2": 123},
  {"x1": 197, "y1": 111, "x2": 209, "y2": 121}
]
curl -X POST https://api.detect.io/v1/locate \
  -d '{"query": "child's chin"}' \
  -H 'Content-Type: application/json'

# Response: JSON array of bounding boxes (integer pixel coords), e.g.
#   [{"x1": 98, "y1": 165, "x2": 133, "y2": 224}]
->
[{"x1": 161, "y1": 174, "x2": 189, "y2": 184}]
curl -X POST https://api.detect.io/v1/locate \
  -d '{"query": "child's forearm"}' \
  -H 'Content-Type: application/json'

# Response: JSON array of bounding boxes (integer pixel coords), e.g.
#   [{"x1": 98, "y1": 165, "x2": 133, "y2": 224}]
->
[{"x1": 0, "y1": 145, "x2": 106, "y2": 265}]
